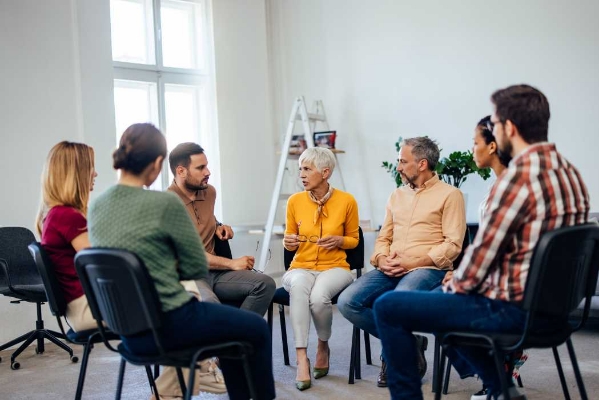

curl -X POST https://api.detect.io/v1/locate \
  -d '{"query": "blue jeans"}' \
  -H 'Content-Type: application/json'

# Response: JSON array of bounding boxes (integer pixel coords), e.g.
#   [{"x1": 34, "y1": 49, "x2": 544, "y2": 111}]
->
[
  {"x1": 121, "y1": 298, "x2": 276, "y2": 400},
  {"x1": 373, "y1": 290, "x2": 526, "y2": 400},
  {"x1": 337, "y1": 268, "x2": 447, "y2": 338}
]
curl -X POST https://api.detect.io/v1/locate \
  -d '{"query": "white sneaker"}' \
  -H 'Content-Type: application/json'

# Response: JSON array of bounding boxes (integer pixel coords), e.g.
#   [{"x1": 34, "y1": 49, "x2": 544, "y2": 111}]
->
[{"x1": 471, "y1": 386, "x2": 489, "y2": 400}]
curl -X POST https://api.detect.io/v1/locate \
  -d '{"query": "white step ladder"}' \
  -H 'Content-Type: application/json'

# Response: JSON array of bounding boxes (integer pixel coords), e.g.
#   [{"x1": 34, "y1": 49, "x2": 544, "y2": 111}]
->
[{"x1": 257, "y1": 96, "x2": 345, "y2": 272}]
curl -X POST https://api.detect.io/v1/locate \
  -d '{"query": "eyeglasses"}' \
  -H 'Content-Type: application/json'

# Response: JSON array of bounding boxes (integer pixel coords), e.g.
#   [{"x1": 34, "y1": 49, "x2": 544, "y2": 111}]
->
[
  {"x1": 297, "y1": 235, "x2": 320, "y2": 243},
  {"x1": 252, "y1": 241, "x2": 271, "y2": 274}
]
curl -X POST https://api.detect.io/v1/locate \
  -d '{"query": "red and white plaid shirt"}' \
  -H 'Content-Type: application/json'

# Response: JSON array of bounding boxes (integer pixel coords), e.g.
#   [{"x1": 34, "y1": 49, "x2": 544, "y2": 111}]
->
[{"x1": 447, "y1": 142, "x2": 590, "y2": 303}]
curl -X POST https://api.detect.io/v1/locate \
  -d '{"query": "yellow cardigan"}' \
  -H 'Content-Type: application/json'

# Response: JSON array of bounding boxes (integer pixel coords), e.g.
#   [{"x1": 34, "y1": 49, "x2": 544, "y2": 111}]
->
[{"x1": 284, "y1": 189, "x2": 359, "y2": 271}]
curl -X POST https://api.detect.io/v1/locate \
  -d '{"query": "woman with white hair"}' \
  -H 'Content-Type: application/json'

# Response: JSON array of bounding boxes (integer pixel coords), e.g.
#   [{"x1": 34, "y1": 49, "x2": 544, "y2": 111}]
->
[{"x1": 282, "y1": 147, "x2": 360, "y2": 391}]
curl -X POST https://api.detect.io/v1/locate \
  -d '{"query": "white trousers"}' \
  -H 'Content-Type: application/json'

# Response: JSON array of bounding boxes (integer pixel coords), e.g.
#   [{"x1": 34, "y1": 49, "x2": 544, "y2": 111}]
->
[{"x1": 282, "y1": 268, "x2": 353, "y2": 348}]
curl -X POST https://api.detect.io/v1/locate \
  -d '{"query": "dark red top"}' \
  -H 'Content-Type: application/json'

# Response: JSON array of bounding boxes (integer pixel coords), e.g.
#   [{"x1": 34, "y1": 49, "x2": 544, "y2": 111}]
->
[{"x1": 41, "y1": 206, "x2": 87, "y2": 304}]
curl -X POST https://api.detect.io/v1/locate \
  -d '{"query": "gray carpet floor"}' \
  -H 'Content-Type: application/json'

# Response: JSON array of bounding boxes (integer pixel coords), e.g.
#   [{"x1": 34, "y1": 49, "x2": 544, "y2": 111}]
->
[{"x1": 0, "y1": 307, "x2": 597, "y2": 399}]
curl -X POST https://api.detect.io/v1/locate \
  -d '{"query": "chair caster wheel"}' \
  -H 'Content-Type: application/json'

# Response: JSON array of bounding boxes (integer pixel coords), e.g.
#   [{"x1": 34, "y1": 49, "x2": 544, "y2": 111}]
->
[
  {"x1": 71, "y1": 355, "x2": 79, "y2": 363},
  {"x1": 11, "y1": 361, "x2": 20, "y2": 370}
]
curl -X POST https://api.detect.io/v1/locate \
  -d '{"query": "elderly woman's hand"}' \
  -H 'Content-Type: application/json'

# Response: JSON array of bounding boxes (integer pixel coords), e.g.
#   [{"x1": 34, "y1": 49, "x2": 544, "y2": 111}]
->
[
  {"x1": 284, "y1": 234, "x2": 300, "y2": 249},
  {"x1": 317, "y1": 235, "x2": 343, "y2": 250}
]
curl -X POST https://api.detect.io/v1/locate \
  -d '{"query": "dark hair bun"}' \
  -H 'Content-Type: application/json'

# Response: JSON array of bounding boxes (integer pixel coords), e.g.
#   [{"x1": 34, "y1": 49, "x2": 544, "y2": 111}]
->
[{"x1": 113, "y1": 123, "x2": 167, "y2": 174}]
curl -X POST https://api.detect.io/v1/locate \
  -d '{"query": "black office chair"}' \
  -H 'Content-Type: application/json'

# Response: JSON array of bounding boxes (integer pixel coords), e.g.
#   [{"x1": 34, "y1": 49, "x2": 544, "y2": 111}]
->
[
  {"x1": 433, "y1": 223, "x2": 599, "y2": 400},
  {"x1": 0, "y1": 227, "x2": 75, "y2": 369},
  {"x1": 28, "y1": 242, "x2": 121, "y2": 400},
  {"x1": 75, "y1": 248, "x2": 257, "y2": 400},
  {"x1": 266, "y1": 226, "x2": 372, "y2": 384}
]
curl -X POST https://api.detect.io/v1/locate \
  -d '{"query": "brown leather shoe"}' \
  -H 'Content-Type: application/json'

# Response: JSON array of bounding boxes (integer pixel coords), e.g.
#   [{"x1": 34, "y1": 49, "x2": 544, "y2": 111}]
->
[
  {"x1": 415, "y1": 334, "x2": 428, "y2": 379},
  {"x1": 377, "y1": 357, "x2": 387, "y2": 387}
]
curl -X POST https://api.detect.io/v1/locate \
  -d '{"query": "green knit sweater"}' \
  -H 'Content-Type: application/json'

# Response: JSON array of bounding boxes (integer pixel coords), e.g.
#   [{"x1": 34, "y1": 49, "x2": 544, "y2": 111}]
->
[{"x1": 88, "y1": 185, "x2": 208, "y2": 312}]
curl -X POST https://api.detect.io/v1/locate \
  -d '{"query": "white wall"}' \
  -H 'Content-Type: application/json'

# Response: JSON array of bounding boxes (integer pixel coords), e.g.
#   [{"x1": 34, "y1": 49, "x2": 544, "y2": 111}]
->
[{"x1": 266, "y1": 0, "x2": 599, "y2": 226}]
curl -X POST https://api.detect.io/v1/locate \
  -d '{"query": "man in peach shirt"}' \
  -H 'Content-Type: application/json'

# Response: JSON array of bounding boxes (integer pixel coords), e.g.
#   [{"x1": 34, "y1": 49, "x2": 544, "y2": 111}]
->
[{"x1": 338, "y1": 136, "x2": 466, "y2": 387}]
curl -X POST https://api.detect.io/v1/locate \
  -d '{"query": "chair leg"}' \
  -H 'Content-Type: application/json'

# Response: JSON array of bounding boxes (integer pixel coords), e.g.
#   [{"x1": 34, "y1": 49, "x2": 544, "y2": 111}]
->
[
  {"x1": 354, "y1": 328, "x2": 362, "y2": 380},
  {"x1": 442, "y1": 357, "x2": 451, "y2": 394},
  {"x1": 434, "y1": 346, "x2": 447, "y2": 400},
  {"x1": 8, "y1": 331, "x2": 38, "y2": 364},
  {"x1": 566, "y1": 338, "x2": 588, "y2": 400},
  {"x1": 75, "y1": 342, "x2": 94, "y2": 400},
  {"x1": 267, "y1": 303, "x2": 273, "y2": 333},
  {"x1": 145, "y1": 366, "x2": 159, "y2": 396},
  {"x1": 348, "y1": 327, "x2": 358, "y2": 384},
  {"x1": 364, "y1": 331, "x2": 372, "y2": 365},
  {"x1": 176, "y1": 367, "x2": 187, "y2": 397},
  {"x1": 115, "y1": 358, "x2": 126, "y2": 400},
  {"x1": 279, "y1": 304, "x2": 290, "y2": 366},
  {"x1": 491, "y1": 348, "x2": 511, "y2": 400},
  {"x1": 154, "y1": 364, "x2": 160, "y2": 379},
  {"x1": 0, "y1": 330, "x2": 34, "y2": 352},
  {"x1": 552, "y1": 346, "x2": 572, "y2": 400},
  {"x1": 432, "y1": 337, "x2": 440, "y2": 393},
  {"x1": 43, "y1": 329, "x2": 74, "y2": 357}
]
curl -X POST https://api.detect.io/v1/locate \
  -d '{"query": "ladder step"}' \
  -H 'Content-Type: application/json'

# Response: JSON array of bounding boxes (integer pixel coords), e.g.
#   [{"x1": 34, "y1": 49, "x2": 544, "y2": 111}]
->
[{"x1": 296, "y1": 113, "x2": 326, "y2": 122}]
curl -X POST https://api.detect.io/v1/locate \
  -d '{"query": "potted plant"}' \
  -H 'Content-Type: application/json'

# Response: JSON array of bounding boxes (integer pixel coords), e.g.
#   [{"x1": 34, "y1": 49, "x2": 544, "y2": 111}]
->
[{"x1": 435, "y1": 150, "x2": 491, "y2": 189}]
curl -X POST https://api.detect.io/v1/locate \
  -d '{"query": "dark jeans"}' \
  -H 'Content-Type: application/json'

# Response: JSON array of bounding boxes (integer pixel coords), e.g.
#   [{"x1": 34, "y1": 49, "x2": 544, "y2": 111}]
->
[
  {"x1": 122, "y1": 298, "x2": 275, "y2": 400},
  {"x1": 373, "y1": 290, "x2": 526, "y2": 400}
]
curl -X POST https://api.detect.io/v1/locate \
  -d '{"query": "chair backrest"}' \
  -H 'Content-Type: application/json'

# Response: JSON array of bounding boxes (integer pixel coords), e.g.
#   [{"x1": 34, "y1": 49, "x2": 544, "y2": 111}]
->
[
  {"x1": 74, "y1": 248, "x2": 163, "y2": 339},
  {"x1": 28, "y1": 242, "x2": 68, "y2": 317},
  {"x1": 0, "y1": 227, "x2": 41, "y2": 288},
  {"x1": 523, "y1": 224, "x2": 599, "y2": 327},
  {"x1": 452, "y1": 225, "x2": 472, "y2": 268},
  {"x1": 284, "y1": 227, "x2": 365, "y2": 272},
  {"x1": 213, "y1": 235, "x2": 233, "y2": 259}
]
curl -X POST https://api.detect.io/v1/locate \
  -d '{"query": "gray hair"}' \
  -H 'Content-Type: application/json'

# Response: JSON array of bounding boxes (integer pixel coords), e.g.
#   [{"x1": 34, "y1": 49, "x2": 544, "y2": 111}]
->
[
  {"x1": 298, "y1": 147, "x2": 336, "y2": 175},
  {"x1": 401, "y1": 137, "x2": 440, "y2": 171}
]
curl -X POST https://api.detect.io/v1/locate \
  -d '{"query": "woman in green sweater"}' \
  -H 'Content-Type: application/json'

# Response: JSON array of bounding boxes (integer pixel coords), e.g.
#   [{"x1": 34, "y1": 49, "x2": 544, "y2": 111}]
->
[
  {"x1": 88, "y1": 123, "x2": 275, "y2": 400},
  {"x1": 282, "y1": 147, "x2": 360, "y2": 390}
]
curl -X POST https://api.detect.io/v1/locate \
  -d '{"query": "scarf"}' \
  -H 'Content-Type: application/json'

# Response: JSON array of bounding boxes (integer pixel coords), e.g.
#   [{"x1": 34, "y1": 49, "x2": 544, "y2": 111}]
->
[{"x1": 309, "y1": 185, "x2": 334, "y2": 224}]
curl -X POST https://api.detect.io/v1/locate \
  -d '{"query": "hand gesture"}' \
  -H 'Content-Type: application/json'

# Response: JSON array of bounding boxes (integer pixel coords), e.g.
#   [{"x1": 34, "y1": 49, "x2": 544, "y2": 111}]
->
[
  {"x1": 216, "y1": 224, "x2": 234, "y2": 240},
  {"x1": 284, "y1": 234, "x2": 300, "y2": 249},
  {"x1": 317, "y1": 235, "x2": 343, "y2": 250},
  {"x1": 230, "y1": 255, "x2": 255, "y2": 271},
  {"x1": 442, "y1": 270, "x2": 454, "y2": 285},
  {"x1": 377, "y1": 253, "x2": 406, "y2": 277}
]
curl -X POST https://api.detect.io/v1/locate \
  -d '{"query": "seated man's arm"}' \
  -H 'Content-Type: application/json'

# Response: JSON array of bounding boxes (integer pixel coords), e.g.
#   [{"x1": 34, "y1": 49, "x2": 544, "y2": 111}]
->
[
  {"x1": 205, "y1": 252, "x2": 254, "y2": 271},
  {"x1": 426, "y1": 189, "x2": 466, "y2": 269}
]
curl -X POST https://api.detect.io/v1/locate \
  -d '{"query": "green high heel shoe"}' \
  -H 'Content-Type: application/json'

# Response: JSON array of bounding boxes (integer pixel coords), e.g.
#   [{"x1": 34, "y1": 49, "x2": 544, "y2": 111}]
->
[
  {"x1": 313, "y1": 348, "x2": 330, "y2": 379},
  {"x1": 296, "y1": 359, "x2": 312, "y2": 391}
]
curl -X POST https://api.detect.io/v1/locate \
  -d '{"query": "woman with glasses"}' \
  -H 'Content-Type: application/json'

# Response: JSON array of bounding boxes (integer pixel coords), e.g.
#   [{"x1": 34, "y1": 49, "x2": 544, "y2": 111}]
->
[
  {"x1": 282, "y1": 147, "x2": 360, "y2": 391},
  {"x1": 88, "y1": 123, "x2": 275, "y2": 400},
  {"x1": 37, "y1": 141, "x2": 97, "y2": 332}
]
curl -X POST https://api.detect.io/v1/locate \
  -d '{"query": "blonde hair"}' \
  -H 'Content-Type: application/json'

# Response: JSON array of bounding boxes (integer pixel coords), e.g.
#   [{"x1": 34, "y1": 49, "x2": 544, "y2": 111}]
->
[{"x1": 36, "y1": 141, "x2": 95, "y2": 235}]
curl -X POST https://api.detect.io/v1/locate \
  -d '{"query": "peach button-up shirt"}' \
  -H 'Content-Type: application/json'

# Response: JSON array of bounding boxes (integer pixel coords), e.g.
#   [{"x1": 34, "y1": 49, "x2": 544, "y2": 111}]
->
[{"x1": 371, "y1": 174, "x2": 466, "y2": 271}]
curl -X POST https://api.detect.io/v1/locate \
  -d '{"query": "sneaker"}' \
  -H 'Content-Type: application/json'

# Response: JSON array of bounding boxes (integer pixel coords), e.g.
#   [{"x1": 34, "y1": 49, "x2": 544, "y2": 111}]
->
[
  {"x1": 414, "y1": 334, "x2": 428, "y2": 378},
  {"x1": 471, "y1": 386, "x2": 490, "y2": 400},
  {"x1": 512, "y1": 352, "x2": 528, "y2": 379},
  {"x1": 197, "y1": 358, "x2": 227, "y2": 394},
  {"x1": 377, "y1": 357, "x2": 387, "y2": 387}
]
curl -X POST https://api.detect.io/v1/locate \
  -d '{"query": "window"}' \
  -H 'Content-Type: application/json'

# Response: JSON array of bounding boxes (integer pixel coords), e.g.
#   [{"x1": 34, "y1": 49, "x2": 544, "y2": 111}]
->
[{"x1": 110, "y1": 0, "x2": 219, "y2": 196}]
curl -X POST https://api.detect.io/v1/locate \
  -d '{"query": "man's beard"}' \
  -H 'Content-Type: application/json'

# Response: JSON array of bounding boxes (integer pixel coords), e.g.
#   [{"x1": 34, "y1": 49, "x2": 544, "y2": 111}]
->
[
  {"x1": 497, "y1": 139, "x2": 513, "y2": 166},
  {"x1": 184, "y1": 178, "x2": 207, "y2": 192},
  {"x1": 400, "y1": 172, "x2": 418, "y2": 188}
]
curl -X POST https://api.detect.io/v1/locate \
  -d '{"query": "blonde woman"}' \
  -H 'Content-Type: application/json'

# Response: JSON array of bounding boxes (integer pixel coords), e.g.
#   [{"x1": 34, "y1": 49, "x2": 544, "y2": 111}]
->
[
  {"x1": 37, "y1": 141, "x2": 97, "y2": 332},
  {"x1": 282, "y1": 147, "x2": 360, "y2": 390}
]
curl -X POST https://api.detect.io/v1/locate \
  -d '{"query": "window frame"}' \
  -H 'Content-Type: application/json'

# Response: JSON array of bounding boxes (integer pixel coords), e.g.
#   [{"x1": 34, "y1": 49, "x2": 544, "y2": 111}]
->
[{"x1": 111, "y1": 0, "x2": 219, "y2": 196}]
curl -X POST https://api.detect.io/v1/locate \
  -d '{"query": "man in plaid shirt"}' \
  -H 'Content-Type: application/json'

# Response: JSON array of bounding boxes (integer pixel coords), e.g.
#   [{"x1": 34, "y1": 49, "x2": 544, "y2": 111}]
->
[{"x1": 373, "y1": 84, "x2": 590, "y2": 400}]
